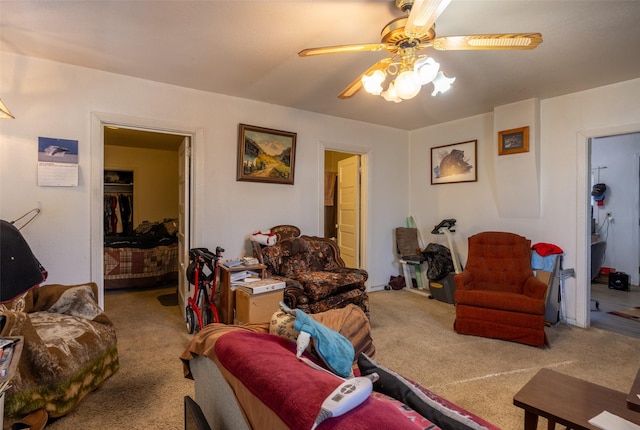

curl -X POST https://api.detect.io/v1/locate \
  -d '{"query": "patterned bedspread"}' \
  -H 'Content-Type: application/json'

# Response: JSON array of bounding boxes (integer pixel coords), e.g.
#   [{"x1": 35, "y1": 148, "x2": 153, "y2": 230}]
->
[{"x1": 104, "y1": 242, "x2": 178, "y2": 289}]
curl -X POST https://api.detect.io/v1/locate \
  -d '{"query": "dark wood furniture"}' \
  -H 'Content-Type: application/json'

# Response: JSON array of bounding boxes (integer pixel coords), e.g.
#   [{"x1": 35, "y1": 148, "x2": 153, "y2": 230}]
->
[
  {"x1": 628, "y1": 368, "x2": 640, "y2": 413},
  {"x1": 513, "y1": 368, "x2": 640, "y2": 430}
]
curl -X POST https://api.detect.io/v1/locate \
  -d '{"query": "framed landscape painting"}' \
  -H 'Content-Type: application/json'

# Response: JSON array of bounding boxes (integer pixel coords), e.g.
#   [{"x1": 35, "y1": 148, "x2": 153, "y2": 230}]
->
[
  {"x1": 237, "y1": 124, "x2": 297, "y2": 184},
  {"x1": 430, "y1": 140, "x2": 477, "y2": 185}
]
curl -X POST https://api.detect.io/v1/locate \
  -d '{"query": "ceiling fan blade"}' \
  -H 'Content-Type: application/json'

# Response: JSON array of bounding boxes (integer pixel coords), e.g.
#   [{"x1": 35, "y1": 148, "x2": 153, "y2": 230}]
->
[
  {"x1": 405, "y1": 0, "x2": 453, "y2": 37},
  {"x1": 298, "y1": 43, "x2": 388, "y2": 57},
  {"x1": 433, "y1": 33, "x2": 543, "y2": 50},
  {"x1": 338, "y1": 58, "x2": 394, "y2": 99}
]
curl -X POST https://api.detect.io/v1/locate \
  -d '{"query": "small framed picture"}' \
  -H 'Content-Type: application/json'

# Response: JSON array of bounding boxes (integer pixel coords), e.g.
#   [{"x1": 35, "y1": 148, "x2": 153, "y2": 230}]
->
[
  {"x1": 431, "y1": 140, "x2": 477, "y2": 185},
  {"x1": 237, "y1": 124, "x2": 297, "y2": 184},
  {"x1": 498, "y1": 126, "x2": 529, "y2": 156}
]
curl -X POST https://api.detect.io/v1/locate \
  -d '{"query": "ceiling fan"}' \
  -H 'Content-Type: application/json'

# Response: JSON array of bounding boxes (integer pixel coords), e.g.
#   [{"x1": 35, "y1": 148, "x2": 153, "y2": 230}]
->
[{"x1": 298, "y1": 0, "x2": 542, "y2": 103}]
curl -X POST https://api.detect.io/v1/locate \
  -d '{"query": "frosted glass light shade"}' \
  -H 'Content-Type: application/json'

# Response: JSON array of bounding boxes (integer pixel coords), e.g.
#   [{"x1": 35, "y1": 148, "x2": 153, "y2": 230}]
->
[
  {"x1": 381, "y1": 82, "x2": 403, "y2": 103},
  {"x1": 431, "y1": 71, "x2": 456, "y2": 96},
  {"x1": 361, "y1": 70, "x2": 385, "y2": 95},
  {"x1": 414, "y1": 57, "x2": 440, "y2": 85},
  {"x1": 394, "y1": 70, "x2": 420, "y2": 100}
]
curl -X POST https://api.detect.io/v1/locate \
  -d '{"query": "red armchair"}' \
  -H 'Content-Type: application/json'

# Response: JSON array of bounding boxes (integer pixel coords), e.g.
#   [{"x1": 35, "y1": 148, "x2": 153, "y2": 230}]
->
[{"x1": 453, "y1": 232, "x2": 549, "y2": 347}]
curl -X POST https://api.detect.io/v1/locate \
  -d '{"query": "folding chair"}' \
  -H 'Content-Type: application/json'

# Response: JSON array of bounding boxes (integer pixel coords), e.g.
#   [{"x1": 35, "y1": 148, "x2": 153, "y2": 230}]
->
[{"x1": 395, "y1": 227, "x2": 428, "y2": 289}]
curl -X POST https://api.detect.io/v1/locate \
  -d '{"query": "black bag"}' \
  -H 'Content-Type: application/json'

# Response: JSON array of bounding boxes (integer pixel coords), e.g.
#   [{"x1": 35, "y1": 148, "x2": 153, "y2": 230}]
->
[
  {"x1": 422, "y1": 243, "x2": 454, "y2": 281},
  {"x1": 388, "y1": 275, "x2": 406, "y2": 290},
  {"x1": 608, "y1": 272, "x2": 629, "y2": 291},
  {"x1": 0, "y1": 220, "x2": 47, "y2": 302}
]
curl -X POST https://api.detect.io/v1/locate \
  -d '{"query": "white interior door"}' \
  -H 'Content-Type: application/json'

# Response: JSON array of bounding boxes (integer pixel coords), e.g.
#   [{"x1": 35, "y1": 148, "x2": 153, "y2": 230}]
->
[
  {"x1": 337, "y1": 155, "x2": 360, "y2": 267},
  {"x1": 178, "y1": 138, "x2": 191, "y2": 315}
]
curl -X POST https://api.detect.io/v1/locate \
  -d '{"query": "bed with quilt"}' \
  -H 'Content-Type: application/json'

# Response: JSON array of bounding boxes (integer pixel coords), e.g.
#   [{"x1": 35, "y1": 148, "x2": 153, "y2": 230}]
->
[{"x1": 103, "y1": 219, "x2": 179, "y2": 290}]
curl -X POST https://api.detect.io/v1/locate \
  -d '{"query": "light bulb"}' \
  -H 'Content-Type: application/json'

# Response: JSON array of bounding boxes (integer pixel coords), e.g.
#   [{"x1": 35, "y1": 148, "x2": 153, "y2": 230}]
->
[
  {"x1": 381, "y1": 82, "x2": 403, "y2": 103},
  {"x1": 414, "y1": 57, "x2": 440, "y2": 85},
  {"x1": 361, "y1": 70, "x2": 385, "y2": 95},
  {"x1": 431, "y1": 71, "x2": 456, "y2": 96},
  {"x1": 394, "y1": 70, "x2": 421, "y2": 100}
]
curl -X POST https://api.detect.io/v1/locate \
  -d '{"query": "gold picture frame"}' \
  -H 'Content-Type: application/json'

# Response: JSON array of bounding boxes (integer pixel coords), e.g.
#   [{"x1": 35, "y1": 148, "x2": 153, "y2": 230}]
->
[
  {"x1": 498, "y1": 126, "x2": 529, "y2": 156},
  {"x1": 237, "y1": 124, "x2": 297, "y2": 184}
]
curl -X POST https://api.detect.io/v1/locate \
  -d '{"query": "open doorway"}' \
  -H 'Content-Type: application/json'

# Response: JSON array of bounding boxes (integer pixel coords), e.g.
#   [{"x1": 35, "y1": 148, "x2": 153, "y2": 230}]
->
[
  {"x1": 90, "y1": 113, "x2": 196, "y2": 312},
  {"x1": 324, "y1": 150, "x2": 367, "y2": 270},
  {"x1": 589, "y1": 132, "x2": 640, "y2": 338},
  {"x1": 102, "y1": 127, "x2": 185, "y2": 305}
]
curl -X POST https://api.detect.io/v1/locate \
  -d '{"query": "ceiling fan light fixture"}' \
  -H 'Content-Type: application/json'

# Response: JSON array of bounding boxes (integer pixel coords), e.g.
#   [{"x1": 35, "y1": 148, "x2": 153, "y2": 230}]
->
[
  {"x1": 468, "y1": 37, "x2": 531, "y2": 48},
  {"x1": 405, "y1": 0, "x2": 453, "y2": 36},
  {"x1": 431, "y1": 71, "x2": 455, "y2": 96},
  {"x1": 362, "y1": 70, "x2": 386, "y2": 95},
  {"x1": 394, "y1": 70, "x2": 421, "y2": 99},
  {"x1": 414, "y1": 56, "x2": 440, "y2": 84},
  {"x1": 381, "y1": 82, "x2": 403, "y2": 103}
]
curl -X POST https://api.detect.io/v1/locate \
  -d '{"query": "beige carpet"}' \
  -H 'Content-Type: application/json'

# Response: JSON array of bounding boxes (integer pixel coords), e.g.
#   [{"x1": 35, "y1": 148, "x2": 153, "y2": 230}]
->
[
  {"x1": 370, "y1": 288, "x2": 640, "y2": 429},
  {"x1": 46, "y1": 286, "x2": 194, "y2": 430},
  {"x1": 42, "y1": 286, "x2": 640, "y2": 430}
]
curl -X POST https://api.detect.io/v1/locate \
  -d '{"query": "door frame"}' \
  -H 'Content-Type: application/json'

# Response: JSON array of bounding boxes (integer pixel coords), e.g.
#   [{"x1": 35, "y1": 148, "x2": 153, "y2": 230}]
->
[
  {"x1": 577, "y1": 122, "x2": 640, "y2": 328},
  {"x1": 90, "y1": 112, "x2": 201, "y2": 308},
  {"x1": 320, "y1": 143, "x2": 369, "y2": 282}
]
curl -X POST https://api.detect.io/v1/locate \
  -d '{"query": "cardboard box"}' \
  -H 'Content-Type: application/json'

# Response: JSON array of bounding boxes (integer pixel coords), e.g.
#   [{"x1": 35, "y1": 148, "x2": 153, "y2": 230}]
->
[{"x1": 234, "y1": 288, "x2": 283, "y2": 324}]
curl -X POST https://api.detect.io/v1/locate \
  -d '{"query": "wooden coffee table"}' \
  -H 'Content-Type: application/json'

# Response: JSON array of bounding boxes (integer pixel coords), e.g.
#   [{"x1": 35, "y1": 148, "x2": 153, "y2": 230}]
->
[
  {"x1": 628, "y1": 368, "x2": 640, "y2": 413},
  {"x1": 513, "y1": 368, "x2": 640, "y2": 430}
]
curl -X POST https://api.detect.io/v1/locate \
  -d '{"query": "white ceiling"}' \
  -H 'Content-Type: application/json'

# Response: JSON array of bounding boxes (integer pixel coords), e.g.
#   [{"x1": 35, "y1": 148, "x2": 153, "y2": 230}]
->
[{"x1": 2, "y1": 1, "x2": 640, "y2": 130}]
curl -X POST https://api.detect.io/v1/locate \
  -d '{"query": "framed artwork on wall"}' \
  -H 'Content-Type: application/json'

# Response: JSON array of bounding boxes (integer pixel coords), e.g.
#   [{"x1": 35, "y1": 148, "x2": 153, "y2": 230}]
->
[
  {"x1": 237, "y1": 124, "x2": 297, "y2": 184},
  {"x1": 431, "y1": 140, "x2": 477, "y2": 185},
  {"x1": 498, "y1": 126, "x2": 529, "y2": 155}
]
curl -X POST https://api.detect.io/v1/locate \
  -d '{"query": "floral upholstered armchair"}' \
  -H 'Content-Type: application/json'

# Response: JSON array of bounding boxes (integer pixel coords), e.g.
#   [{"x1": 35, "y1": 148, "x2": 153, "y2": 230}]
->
[{"x1": 255, "y1": 235, "x2": 369, "y2": 318}]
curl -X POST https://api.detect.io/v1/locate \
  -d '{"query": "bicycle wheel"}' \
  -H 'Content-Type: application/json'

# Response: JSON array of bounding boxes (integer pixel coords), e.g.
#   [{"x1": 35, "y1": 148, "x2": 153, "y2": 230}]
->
[{"x1": 185, "y1": 306, "x2": 196, "y2": 334}]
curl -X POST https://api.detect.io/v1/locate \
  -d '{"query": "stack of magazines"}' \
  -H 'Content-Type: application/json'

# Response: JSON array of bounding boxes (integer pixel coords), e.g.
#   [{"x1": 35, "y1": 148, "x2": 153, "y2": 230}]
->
[{"x1": 0, "y1": 338, "x2": 20, "y2": 384}]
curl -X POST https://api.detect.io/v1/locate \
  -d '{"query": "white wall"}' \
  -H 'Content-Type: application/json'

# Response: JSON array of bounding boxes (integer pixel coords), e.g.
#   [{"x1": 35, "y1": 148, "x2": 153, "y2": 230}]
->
[
  {"x1": 409, "y1": 77, "x2": 640, "y2": 328},
  {"x1": 0, "y1": 52, "x2": 409, "y2": 294}
]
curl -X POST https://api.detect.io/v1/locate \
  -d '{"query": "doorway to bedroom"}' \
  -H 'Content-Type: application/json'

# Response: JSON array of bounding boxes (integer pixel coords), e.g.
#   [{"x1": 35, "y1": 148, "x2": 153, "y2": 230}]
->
[{"x1": 100, "y1": 126, "x2": 188, "y2": 312}]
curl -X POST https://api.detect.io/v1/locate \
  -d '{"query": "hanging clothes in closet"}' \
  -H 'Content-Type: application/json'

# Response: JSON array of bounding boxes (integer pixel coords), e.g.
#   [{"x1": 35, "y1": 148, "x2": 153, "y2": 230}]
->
[{"x1": 104, "y1": 192, "x2": 133, "y2": 236}]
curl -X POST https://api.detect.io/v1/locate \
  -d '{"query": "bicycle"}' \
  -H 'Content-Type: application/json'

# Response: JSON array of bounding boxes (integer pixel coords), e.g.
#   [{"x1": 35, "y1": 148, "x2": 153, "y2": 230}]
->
[{"x1": 185, "y1": 246, "x2": 224, "y2": 334}]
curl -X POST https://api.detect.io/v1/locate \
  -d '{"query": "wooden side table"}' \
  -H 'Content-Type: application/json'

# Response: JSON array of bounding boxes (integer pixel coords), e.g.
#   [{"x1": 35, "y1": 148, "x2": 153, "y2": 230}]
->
[
  {"x1": 218, "y1": 264, "x2": 266, "y2": 324},
  {"x1": 513, "y1": 368, "x2": 640, "y2": 430}
]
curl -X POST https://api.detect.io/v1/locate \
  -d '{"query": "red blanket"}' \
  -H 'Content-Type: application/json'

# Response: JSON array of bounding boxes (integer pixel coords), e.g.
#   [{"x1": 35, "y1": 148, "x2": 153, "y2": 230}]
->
[{"x1": 214, "y1": 331, "x2": 437, "y2": 429}]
